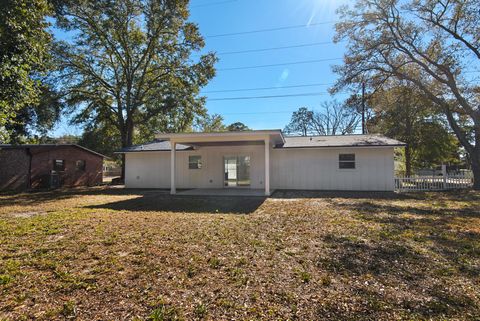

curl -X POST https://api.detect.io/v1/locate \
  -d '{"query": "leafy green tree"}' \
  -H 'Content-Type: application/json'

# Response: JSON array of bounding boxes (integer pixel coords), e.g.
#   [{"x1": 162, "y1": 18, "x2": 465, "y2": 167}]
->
[
  {"x1": 55, "y1": 0, "x2": 216, "y2": 176},
  {"x1": 6, "y1": 85, "x2": 63, "y2": 143},
  {"x1": 78, "y1": 122, "x2": 121, "y2": 159},
  {"x1": 333, "y1": 0, "x2": 480, "y2": 188},
  {"x1": 194, "y1": 113, "x2": 225, "y2": 132},
  {"x1": 284, "y1": 107, "x2": 315, "y2": 136},
  {"x1": 227, "y1": 122, "x2": 250, "y2": 132},
  {"x1": 369, "y1": 81, "x2": 460, "y2": 175},
  {"x1": 0, "y1": 0, "x2": 54, "y2": 142}
]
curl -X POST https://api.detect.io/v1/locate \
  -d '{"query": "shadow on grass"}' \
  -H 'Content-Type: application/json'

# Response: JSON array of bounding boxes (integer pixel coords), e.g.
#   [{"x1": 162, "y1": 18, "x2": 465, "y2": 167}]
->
[
  {"x1": 271, "y1": 189, "x2": 416, "y2": 200},
  {"x1": 85, "y1": 192, "x2": 267, "y2": 214},
  {"x1": 0, "y1": 186, "x2": 142, "y2": 207},
  {"x1": 315, "y1": 196, "x2": 480, "y2": 319},
  {"x1": 317, "y1": 233, "x2": 479, "y2": 318}
]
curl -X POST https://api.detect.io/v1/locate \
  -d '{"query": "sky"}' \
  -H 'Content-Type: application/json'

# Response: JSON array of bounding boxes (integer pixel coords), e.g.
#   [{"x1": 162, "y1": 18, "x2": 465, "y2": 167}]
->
[{"x1": 52, "y1": 0, "x2": 352, "y2": 136}]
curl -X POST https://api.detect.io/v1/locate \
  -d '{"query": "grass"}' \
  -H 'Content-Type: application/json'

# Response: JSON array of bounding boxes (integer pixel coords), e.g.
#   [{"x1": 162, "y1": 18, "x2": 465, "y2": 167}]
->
[{"x1": 0, "y1": 187, "x2": 479, "y2": 320}]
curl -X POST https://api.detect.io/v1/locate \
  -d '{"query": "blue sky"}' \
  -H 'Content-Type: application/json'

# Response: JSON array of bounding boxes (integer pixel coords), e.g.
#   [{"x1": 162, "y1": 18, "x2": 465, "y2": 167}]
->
[{"x1": 52, "y1": 0, "x2": 352, "y2": 136}]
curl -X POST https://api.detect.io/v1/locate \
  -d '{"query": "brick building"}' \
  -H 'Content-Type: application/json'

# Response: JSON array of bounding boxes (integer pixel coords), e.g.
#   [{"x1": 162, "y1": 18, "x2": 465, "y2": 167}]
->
[{"x1": 0, "y1": 144, "x2": 105, "y2": 191}]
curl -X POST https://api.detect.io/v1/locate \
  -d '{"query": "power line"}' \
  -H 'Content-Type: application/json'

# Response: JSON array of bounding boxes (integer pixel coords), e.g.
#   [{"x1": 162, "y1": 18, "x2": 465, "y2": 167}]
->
[
  {"x1": 191, "y1": 0, "x2": 238, "y2": 8},
  {"x1": 207, "y1": 92, "x2": 332, "y2": 101},
  {"x1": 206, "y1": 21, "x2": 337, "y2": 38},
  {"x1": 218, "y1": 58, "x2": 342, "y2": 71},
  {"x1": 222, "y1": 110, "x2": 300, "y2": 115},
  {"x1": 203, "y1": 82, "x2": 335, "y2": 93},
  {"x1": 216, "y1": 41, "x2": 342, "y2": 55}
]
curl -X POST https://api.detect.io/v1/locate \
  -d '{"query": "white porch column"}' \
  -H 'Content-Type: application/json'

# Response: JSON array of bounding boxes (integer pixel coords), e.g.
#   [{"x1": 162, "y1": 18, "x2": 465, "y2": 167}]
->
[
  {"x1": 264, "y1": 138, "x2": 270, "y2": 196},
  {"x1": 170, "y1": 140, "x2": 176, "y2": 195}
]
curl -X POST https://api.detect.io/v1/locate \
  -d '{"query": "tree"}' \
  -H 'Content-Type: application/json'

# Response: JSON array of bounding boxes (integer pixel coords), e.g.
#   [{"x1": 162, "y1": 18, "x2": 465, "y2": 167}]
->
[
  {"x1": 369, "y1": 81, "x2": 460, "y2": 175},
  {"x1": 284, "y1": 103, "x2": 360, "y2": 136},
  {"x1": 333, "y1": 0, "x2": 480, "y2": 188},
  {"x1": 0, "y1": 0, "x2": 55, "y2": 142},
  {"x1": 284, "y1": 107, "x2": 314, "y2": 136},
  {"x1": 6, "y1": 85, "x2": 63, "y2": 143},
  {"x1": 227, "y1": 122, "x2": 250, "y2": 132},
  {"x1": 55, "y1": 0, "x2": 216, "y2": 177},
  {"x1": 78, "y1": 122, "x2": 121, "y2": 159},
  {"x1": 311, "y1": 101, "x2": 360, "y2": 135},
  {"x1": 194, "y1": 113, "x2": 225, "y2": 132}
]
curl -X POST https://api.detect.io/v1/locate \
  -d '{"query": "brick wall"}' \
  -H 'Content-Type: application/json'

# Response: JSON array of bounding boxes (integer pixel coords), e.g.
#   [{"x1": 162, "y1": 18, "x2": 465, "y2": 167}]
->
[
  {"x1": 30, "y1": 146, "x2": 103, "y2": 188},
  {"x1": 0, "y1": 149, "x2": 30, "y2": 190}
]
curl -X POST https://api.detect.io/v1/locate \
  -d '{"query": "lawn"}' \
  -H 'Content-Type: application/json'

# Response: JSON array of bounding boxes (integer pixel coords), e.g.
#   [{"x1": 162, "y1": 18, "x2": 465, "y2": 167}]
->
[{"x1": 0, "y1": 188, "x2": 479, "y2": 320}]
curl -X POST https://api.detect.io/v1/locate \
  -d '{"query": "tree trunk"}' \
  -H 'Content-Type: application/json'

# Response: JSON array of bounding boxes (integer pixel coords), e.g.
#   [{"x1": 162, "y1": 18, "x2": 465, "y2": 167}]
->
[
  {"x1": 120, "y1": 118, "x2": 134, "y2": 181},
  {"x1": 405, "y1": 143, "x2": 412, "y2": 177},
  {"x1": 472, "y1": 148, "x2": 480, "y2": 190}
]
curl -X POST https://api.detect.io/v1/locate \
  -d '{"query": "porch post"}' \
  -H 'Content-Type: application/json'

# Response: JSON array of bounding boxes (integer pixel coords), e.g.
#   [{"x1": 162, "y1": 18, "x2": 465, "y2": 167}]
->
[
  {"x1": 264, "y1": 137, "x2": 270, "y2": 196},
  {"x1": 170, "y1": 140, "x2": 176, "y2": 195}
]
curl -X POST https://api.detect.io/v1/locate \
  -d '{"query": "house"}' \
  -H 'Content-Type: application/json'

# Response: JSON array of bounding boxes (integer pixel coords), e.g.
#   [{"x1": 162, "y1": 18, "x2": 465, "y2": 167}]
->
[
  {"x1": 119, "y1": 130, "x2": 405, "y2": 195},
  {"x1": 0, "y1": 144, "x2": 105, "y2": 191}
]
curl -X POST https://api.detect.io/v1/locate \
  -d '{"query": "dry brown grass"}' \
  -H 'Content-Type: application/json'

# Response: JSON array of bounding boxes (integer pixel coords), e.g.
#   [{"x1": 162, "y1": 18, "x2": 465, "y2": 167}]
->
[{"x1": 0, "y1": 187, "x2": 479, "y2": 320}]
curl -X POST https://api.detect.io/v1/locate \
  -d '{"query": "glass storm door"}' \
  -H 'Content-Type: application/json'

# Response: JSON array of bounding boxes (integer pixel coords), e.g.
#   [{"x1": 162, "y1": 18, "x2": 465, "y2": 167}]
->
[{"x1": 224, "y1": 156, "x2": 251, "y2": 187}]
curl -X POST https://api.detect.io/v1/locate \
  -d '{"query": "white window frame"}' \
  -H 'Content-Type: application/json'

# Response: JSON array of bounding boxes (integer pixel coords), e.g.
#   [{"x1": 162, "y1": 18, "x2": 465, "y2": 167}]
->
[
  {"x1": 188, "y1": 155, "x2": 202, "y2": 169},
  {"x1": 339, "y1": 153, "x2": 356, "y2": 169}
]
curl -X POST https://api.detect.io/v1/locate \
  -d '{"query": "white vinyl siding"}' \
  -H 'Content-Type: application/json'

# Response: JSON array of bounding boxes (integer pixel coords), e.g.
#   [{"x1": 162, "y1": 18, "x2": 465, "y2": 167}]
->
[
  {"x1": 125, "y1": 146, "x2": 395, "y2": 191},
  {"x1": 125, "y1": 145, "x2": 265, "y2": 189},
  {"x1": 271, "y1": 147, "x2": 394, "y2": 191}
]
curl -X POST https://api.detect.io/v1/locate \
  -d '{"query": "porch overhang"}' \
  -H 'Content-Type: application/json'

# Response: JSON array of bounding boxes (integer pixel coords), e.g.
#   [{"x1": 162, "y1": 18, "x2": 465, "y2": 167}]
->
[
  {"x1": 158, "y1": 130, "x2": 283, "y2": 197},
  {"x1": 155, "y1": 130, "x2": 285, "y2": 146}
]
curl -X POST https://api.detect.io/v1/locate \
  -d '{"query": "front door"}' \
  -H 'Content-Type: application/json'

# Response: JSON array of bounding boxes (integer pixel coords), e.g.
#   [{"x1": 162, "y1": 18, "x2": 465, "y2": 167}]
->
[{"x1": 224, "y1": 156, "x2": 251, "y2": 187}]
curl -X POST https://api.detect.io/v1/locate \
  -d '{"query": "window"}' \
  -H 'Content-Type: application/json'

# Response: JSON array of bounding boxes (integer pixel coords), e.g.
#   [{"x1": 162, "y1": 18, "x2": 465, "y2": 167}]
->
[
  {"x1": 339, "y1": 154, "x2": 355, "y2": 169},
  {"x1": 76, "y1": 160, "x2": 86, "y2": 171},
  {"x1": 53, "y1": 159, "x2": 65, "y2": 171},
  {"x1": 188, "y1": 155, "x2": 202, "y2": 169}
]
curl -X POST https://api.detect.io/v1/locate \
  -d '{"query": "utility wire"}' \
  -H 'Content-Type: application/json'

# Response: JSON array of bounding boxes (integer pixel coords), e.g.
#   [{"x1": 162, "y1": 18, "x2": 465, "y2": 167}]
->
[
  {"x1": 207, "y1": 92, "x2": 332, "y2": 101},
  {"x1": 206, "y1": 21, "x2": 337, "y2": 38},
  {"x1": 191, "y1": 0, "x2": 238, "y2": 8},
  {"x1": 222, "y1": 110, "x2": 303, "y2": 115},
  {"x1": 218, "y1": 58, "x2": 342, "y2": 71},
  {"x1": 216, "y1": 41, "x2": 342, "y2": 55},
  {"x1": 203, "y1": 82, "x2": 335, "y2": 93}
]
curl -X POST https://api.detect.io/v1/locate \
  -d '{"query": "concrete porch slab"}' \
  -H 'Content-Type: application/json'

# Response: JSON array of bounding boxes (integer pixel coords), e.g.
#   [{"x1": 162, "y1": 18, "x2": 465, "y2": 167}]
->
[{"x1": 177, "y1": 188, "x2": 269, "y2": 197}]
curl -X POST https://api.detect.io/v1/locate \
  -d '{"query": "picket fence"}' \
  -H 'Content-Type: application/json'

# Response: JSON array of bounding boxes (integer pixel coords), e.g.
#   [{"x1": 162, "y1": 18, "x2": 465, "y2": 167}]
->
[{"x1": 394, "y1": 172, "x2": 473, "y2": 192}]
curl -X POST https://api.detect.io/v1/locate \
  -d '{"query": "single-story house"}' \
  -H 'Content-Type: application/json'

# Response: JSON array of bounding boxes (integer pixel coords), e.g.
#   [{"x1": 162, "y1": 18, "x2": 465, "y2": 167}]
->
[
  {"x1": 119, "y1": 130, "x2": 404, "y2": 195},
  {"x1": 0, "y1": 144, "x2": 105, "y2": 191}
]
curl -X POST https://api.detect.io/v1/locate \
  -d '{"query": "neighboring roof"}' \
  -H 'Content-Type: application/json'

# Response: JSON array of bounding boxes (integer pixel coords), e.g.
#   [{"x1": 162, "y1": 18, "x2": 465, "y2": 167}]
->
[
  {"x1": 0, "y1": 144, "x2": 107, "y2": 158},
  {"x1": 279, "y1": 134, "x2": 405, "y2": 149},
  {"x1": 119, "y1": 140, "x2": 193, "y2": 153}
]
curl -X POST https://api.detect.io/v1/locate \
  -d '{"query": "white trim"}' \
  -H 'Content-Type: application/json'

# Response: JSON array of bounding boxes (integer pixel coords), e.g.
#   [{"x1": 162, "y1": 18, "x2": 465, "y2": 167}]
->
[
  {"x1": 156, "y1": 130, "x2": 282, "y2": 139},
  {"x1": 265, "y1": 138, "x2": 270, "y2": 196},
  {"x1": 170, "y1": 141, "x2": 176, "y2": 195}
]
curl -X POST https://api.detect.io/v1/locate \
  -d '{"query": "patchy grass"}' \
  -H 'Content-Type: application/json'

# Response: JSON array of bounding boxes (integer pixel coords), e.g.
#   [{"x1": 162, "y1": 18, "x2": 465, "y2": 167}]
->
[{"x1": 0, "y1": 187, "x2": 479, "y2": 320}]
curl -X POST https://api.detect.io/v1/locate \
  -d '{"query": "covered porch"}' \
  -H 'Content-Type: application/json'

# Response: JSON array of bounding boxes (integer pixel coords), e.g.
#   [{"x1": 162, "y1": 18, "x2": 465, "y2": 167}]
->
[{"x1": 156, "y1": 130, "x2": 284, "y2": 196}]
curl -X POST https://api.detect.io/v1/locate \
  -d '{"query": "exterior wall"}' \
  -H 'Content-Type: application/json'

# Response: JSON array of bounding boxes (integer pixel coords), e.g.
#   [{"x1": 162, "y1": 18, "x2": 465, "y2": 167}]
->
[
  {"x1": 125, "y1": 145, "x2": 395, "y2": 191},
  {"x1": 271, "y1": 147, "x2": 395, "y2": 191},
  {"x1": 125, "y1": 145, "x2": 266, "y2": 189},
  {"x1": 0, "y1": 149, "x2": 30, "y2": 190},
  {"x1": 29, "y1": 146, "x2": 103, "y2": 188}
]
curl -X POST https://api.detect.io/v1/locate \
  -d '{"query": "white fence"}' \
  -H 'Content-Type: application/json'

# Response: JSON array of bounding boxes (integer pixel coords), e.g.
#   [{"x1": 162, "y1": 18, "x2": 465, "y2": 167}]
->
[{"x1": 395, "y1": 172, "x2": 473, "y2": 192}]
